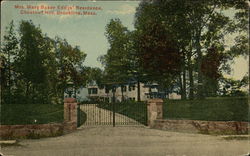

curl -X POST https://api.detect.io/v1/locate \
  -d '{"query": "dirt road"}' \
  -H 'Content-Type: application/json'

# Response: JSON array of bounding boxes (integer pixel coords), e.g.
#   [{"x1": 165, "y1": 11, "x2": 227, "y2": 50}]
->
[{"x1": 1, "y1": 126, "x2": 249, "y2": 156}]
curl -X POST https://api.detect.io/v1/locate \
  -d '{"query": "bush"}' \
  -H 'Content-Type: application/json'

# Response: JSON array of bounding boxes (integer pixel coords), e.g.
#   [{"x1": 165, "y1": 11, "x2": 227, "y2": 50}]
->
[
  {"x1": 163, "y1": 97, "x2": 249, "y2": 122},
  {"x1": 1, "y1": 104, "x2": 64, "y2": 125}
]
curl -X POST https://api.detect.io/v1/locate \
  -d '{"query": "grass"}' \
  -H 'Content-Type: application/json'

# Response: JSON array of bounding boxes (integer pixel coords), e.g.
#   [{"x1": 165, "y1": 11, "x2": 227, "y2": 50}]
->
[
  {"x1": 0, "y1": 140, "x2": 22, "y2": 147},
  {"x1": 1, "y1": 104, "x2": 64, "y2": 125},
  {"x1": 163, "y1": 97, "x2": 249, "y2": 122},
  {"x1": 222, "y1": 135, "x2": 250, "y2": 140},
  {"x1": 98, "y1": 101, "x2": 148, "y2": 125}
]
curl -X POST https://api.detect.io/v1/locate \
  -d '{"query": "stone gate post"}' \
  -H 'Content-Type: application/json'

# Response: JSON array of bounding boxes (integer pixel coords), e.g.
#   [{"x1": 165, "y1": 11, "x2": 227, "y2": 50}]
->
[
  {"x1": 147, "y1": 99, "x2": 163, "y2": 127},
  {"x1": 64, "y1": 98, "x2": 77, "y2": 131}
]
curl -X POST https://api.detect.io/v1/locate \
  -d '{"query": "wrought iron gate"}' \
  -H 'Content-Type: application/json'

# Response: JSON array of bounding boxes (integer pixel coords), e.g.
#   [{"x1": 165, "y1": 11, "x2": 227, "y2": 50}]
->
[{"x1": 77, "y1": 102, "x2": 147, "y2": 127}]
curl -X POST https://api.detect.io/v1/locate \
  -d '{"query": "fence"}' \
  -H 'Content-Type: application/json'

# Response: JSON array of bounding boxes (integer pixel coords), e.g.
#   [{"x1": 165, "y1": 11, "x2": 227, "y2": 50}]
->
[{"x1": 79, "y1": 101, "x2": 148, "y2": 126}]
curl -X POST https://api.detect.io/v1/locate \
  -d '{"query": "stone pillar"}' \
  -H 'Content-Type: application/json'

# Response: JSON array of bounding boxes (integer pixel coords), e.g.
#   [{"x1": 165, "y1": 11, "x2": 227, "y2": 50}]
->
[
  {"x1": 147, "y1": 99, "x2": 163, "y2": 127},
  {"x1": 64, "y1": 98, "x2": 77, "y2": 130}
]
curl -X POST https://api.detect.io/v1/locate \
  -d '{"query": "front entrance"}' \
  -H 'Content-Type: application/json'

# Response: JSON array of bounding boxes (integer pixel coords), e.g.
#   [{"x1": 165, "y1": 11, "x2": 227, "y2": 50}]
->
[{"x1": 77, "y1": 102, "x2": 147, "y2": 127}]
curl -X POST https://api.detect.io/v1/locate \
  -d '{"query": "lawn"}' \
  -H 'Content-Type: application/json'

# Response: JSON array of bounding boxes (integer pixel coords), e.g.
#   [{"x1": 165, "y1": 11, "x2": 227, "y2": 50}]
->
[
  {"x1": 1, "y1": 104, "x2": 64, "y2": 125},
  {"x1": 163, "y1": 97, "x2": 249, "y2": 122}
]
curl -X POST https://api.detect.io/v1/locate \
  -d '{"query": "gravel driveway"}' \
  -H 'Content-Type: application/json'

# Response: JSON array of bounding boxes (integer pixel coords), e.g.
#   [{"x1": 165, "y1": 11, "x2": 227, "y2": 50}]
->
[
  {"x1": 80, "y1": 104, "x2": 141, "y2": 125},
  {"x1": 1, "y1": 126, "x2": 249, "y2": 156}
]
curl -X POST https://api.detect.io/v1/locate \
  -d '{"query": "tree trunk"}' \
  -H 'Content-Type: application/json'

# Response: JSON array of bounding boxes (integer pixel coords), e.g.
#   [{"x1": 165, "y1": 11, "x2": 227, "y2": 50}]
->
[
  {"x1": 121, "y1": 85, "x2": 124, "y2": 102},
  {"x1": 8, "y1": 52, "x2": 11, "y2": 104},
  {"x1": 25, "y1": 81, "x2": 30, "y2": 103},
  {"x1": 182, "y1": 70, "x2": 187, "y2": 99},
  {"x1": 179, "y1": 73, "x2": 183, "y2": 99},
  {"x1": 195, "y1": 32, "x2": 204, "y2": 99},
  {"x1": 187, "y1": 50, "x2": 194, "y2": 100},
  {"x1": 32, "y1": 85, "x2": 35, "y2": 104},
  {"x1": 137, "y1": 80, "x2": 141, "y2": 101}
]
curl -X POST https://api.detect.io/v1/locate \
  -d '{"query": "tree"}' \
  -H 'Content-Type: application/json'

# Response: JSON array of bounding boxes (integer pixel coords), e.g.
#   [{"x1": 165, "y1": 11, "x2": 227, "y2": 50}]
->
[
  {"x1": 179, "y1": 0, "x2": 247, "y2": 98},
  {"x1": 100, "y1": 19, "x2": 140, "y2": 101},
  {"x1": 219, "y1": 75, "x2": 248, "y2": 97},
  {"x1": 134, "y1": 0, "x2": 248, "y2": 99},
  {"x1": 135, "y1": 0, "x2": 186, "y2": 98},
  {"x1": 1, "y1": 20, "x2": 87, "y2": 104},
  {"x1": 17, "y1": 20, "x2": 48, "y2": 103},
  {"x1": 1, "y1": 20, "x2": 18, "y2": 103},
  {"x1": 228, "y1": 1, "x2": 249, "y2": 57},
  {"x1": 54, "y1": 37, "x2": 87, "y2": 99}
]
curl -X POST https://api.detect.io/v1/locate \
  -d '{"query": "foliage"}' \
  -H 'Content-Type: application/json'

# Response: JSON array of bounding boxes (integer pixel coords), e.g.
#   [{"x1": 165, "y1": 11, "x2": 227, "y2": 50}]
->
[
  {"x1": 1, "y1": 104, "x2": 63, "y2": 125},
  {"x1": 100, "y1": 19, "x2": 147, "y2": 101},
  {"x1": 134, "y1": 0, "x2": 248, "y2": 99},
  {"x1": 201, "y1": 46, "x2": 225, "y2": 79},
  {"x1": 1, "y1": 20, "x2": 19, "y2": 103},
  {"x1": 1, "y1": 20, "x2": 87, "y2": 104},
  {"x1": 100, "y1": 19, "x2": 134, "y2": 84},
  {"x1": 228, "y1": 1, "x2": 249, "y2": 57},
  {"x1": 83, "y1": 66, "x2": 104, "y2": 86},
  {"x1": 135, "y1": 2, "x2": 182, "y2": 85},
  {"x1": 163, "y1": 97, "x2": 248, "y2": 121},
  {"x1": 219, "y1": 75, "x2": 249, "y2": 96}
]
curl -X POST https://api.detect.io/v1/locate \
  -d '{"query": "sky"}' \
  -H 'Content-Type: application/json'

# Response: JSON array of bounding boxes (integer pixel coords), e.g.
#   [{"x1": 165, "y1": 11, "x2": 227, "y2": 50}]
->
[{"x1": 1, "y1": 1, "x2": 248, "y2": 80}]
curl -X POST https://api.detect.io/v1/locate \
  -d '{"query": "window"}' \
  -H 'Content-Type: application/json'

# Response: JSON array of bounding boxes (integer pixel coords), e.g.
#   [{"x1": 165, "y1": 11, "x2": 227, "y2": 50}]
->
[
  {"x1": 122, "y1": 86, "x2": 127, "y2": 92},
  {"x1": 105, "y1": 88, "x2": 109, "y2": 94},
  {"x1": 88, "y1": 88, "x2": 98, "y2": 94},
  {"x1": 92, "y1": 88, "x2": 98, "y2": 94},
  {"x1": 129, "y1": 85, "x2": 135, "y2": 91}
]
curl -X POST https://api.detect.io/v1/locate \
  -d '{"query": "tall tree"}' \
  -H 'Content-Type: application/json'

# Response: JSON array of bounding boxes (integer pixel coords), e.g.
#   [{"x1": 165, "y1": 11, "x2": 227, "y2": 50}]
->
[
  {"x1": 135, "y1": 1, "x2": 189, "y2": 97},
  {"x1": 1, "y1": 20, "x2": 87, "y2": 104},
  {"x1": 54, "y1": 37, "x2": 87, "y2": 100},
  {"x1": 1, "y1": 20, "x2": 18, "y2": 103},
  {"x1": 134, "y1": 0, "x2": 248, "y2": 99},
  {"x1": 100, "y1": 19, "x2": 139, "y2": 101},
  {"x1": 17, "y1": 20, "x2": 48, "y2": 102}
]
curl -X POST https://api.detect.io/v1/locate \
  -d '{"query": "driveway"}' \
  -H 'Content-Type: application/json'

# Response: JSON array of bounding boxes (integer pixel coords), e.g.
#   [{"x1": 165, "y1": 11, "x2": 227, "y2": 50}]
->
[
  {"x1": 80, "y1": 104, "x2": 141, "y2": 125},
  {"x1": 1, "y1": 126, "x2": 249, "y2": 156}
]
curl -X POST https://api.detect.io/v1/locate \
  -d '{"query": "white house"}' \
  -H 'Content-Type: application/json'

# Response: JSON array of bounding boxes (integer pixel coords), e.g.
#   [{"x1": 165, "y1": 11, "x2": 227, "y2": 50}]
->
[{"x1": 87, "y1": 82, "x2": 181, "y2": 103}]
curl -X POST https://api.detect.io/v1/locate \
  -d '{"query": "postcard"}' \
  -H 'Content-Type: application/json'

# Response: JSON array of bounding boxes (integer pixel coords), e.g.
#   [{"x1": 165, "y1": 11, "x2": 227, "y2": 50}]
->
[{"x1": 1, "y1": 1, "x2": 249, "y2": 156}]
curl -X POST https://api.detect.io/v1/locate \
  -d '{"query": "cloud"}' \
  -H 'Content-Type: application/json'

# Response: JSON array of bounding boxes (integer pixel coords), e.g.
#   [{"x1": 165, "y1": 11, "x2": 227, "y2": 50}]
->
[{"x1": 106, "y1": 4, "x2": 136, "y2": 15}]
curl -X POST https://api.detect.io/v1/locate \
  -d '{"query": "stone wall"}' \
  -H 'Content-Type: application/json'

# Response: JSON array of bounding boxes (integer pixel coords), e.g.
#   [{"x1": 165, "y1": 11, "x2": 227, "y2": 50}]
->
[
  {"x1": 0, "y1": 98, "x2": 78, "y2": 139},
  {"x1": 0, "y1": 123, "x2": 62, "y2": 139},
  {"x1": 151, "y1": 119, "x2": 249, "y2": 135},
  {"x1": 147, "y1": 99, "x2": 249, "y2": 135},
  {"x1": 0, "y1": 121, "x2": 77, "y2": 139}
]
